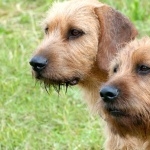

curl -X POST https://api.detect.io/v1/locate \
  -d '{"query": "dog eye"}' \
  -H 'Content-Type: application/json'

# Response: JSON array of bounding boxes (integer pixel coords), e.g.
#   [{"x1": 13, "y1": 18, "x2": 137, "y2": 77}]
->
[
  {"x1": 45, "y1": 27, "x2": 49, "y2": 34},
  {"x1": 68, "y1": 29, "x2": 84, "y2": 40},
  {"x1": 113, "y1": 67, "x2": 117, "y2": 73},
  {"x1": 137, "y1": 65, "x2": 150, "y2": 75},
  {"x1": 113, "y1": 65, "x2": 118, "y2": 73}
]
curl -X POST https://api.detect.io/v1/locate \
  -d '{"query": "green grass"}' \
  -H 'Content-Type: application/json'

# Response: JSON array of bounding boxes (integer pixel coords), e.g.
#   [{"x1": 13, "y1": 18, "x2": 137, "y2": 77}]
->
[{"x1": 0, "y1": 0, "x2": 150, "y2": 149}]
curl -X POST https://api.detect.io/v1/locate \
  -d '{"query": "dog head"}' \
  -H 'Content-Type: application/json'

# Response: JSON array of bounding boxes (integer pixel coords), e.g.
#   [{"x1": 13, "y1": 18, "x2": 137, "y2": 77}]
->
[
  {"x1": 29, "y1": 0, "x2": 137, "y2": 92},
  {"x1": 99, "y1": 37, "x2": 150, "y2": 137}
]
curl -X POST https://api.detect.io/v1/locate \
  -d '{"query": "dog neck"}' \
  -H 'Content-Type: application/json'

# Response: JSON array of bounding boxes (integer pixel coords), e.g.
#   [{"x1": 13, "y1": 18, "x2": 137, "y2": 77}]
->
[
  {"x1": 79, "y1": 62, "x2": 108, "y2": 113},
  {"x1": 105, "y1": 125, "x2": 150, "y2": 150},
  {"x1": 106, "y1": 115, "x2": 150, "y2": 147}
]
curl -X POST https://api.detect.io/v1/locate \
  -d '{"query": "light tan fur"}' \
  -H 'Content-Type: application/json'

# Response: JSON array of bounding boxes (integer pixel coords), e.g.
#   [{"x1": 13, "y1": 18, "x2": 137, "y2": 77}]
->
[
  {"x1": 99, "y1": 37, "x2": 150, "y2": 150},
  {"x1": 30, "y1": 0, "x2": 137, "y2": 112}
]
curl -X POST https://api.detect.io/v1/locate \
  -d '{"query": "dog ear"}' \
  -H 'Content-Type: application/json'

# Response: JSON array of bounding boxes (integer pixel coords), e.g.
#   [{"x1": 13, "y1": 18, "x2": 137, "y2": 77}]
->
[{"x1": 95, "y1": 5, "x2": 138, "y2": 71}]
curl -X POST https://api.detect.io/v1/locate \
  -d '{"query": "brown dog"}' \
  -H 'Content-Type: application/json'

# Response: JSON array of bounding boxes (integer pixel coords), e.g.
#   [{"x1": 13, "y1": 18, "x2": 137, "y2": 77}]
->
[
  {"x1": 99, "y1": 37, "x2": 150, "y2": 150},
  {"x1": 29, "y1": 0, "x2": 137, "y2": 111}
]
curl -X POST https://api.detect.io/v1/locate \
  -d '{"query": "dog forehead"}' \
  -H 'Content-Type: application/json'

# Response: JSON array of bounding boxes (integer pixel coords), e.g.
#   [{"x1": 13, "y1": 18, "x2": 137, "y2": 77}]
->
[
  {"x1": 122, "y1": 38, "x2": 150, "y2": 65},
  {"x1": 49, "y1": 0, "x2": 103, "y2": 13},
  {"x1": 43, "y1": 0, "x2": 104, "y2": 27},
  {"x1": 113, "y1": 38, "x2": 150, "y2": 66}
]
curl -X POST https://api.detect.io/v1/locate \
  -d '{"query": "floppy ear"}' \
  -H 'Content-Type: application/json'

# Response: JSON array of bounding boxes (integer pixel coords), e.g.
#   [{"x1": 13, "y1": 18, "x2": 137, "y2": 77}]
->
[{"x1": 95, "y1": 5, "x2": 138, "y2": 71}]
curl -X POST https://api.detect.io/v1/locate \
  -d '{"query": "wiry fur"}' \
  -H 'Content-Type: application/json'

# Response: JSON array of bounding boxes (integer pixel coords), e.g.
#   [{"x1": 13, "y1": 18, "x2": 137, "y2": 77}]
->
[
  {"x1": 99, "y1": 37, "x2": 150, "y2": 150},
  {"x1": 30, "y1": 0, "x2": 137, "y2": 112}
]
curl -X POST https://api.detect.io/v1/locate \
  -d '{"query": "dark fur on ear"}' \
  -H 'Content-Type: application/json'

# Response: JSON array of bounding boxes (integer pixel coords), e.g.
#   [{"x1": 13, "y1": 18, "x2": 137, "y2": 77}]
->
[{"x1": 95, "y1": 5, "x2": 138, "y2": 71}]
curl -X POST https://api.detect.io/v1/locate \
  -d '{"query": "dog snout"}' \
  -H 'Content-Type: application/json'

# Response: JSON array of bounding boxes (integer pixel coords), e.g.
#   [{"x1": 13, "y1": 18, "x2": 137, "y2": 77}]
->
[
  {"x1": 29, "y1": 56, "x2": 48, "y2": 73},
  {"x1": 100, "y1": 85, "x2": 119, "y2": 102}
]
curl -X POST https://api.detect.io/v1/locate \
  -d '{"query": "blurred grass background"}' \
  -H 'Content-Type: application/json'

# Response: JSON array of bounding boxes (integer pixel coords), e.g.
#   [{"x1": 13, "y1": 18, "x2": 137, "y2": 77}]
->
[{"x1": 0, "y1": 0, "x2": 150, "y2": 149}]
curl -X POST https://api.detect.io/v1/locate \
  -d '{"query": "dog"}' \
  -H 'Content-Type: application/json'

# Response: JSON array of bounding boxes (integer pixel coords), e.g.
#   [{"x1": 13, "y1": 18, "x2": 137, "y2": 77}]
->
[
  {"x1": 99, "y1": 37, "x2": 150, "y2": 150},
  {"x1": 29, "y1": 0, "x2": 137, "y2": 111}
]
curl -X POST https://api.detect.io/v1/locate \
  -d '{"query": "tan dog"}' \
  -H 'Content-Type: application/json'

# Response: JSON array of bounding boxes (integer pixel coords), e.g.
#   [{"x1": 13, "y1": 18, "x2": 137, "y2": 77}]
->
[
  {"x1": 29, "y1": 0, "x2": 137, "y2": 111},
  {"x1": 99, "y1": 37, "x2": 150, "y2": 150}
]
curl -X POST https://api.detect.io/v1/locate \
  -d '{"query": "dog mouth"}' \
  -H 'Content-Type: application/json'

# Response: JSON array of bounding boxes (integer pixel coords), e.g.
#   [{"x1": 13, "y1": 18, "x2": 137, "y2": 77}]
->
[
  {"x1": 107, "y1": 107, "x2": 127, "y2": 117},
  {"x1": 35, "y1": 73, "x2": 80, "y2": 93},
  {"x1": 49, "y1": 77, "x2": 80, "y2": 87},
  {"x1": 65, "y1": 78, "x2": 80, "y2": 86}
]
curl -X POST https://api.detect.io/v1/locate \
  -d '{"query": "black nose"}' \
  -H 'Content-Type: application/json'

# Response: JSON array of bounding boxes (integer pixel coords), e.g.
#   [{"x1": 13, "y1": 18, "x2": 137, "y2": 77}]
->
[
  {"x1": 100, "y1": 85, "x2": 119, "y2": 102},
  {"x1": 29, "y1": 56, "x2": 48, "y2": 72}
]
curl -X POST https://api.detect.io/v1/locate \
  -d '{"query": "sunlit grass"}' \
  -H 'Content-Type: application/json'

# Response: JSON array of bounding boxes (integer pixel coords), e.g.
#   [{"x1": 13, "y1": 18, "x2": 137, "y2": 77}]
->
[{"x1": 0, "y1": 0, "x2": 150, "y2": 149}]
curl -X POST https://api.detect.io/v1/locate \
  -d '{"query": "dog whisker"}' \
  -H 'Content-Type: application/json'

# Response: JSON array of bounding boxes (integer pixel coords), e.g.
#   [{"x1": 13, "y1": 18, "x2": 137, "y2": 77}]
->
[{"x1": 44, "y1": 84, "x2": 50, "y2": 94}]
